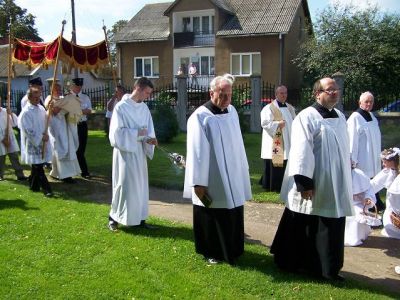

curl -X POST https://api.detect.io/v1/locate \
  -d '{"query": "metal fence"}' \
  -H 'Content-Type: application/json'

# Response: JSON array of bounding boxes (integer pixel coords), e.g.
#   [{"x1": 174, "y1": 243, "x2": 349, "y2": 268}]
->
[{"x1": 2, "y1": 80, "x2": 399, "y2": 114}]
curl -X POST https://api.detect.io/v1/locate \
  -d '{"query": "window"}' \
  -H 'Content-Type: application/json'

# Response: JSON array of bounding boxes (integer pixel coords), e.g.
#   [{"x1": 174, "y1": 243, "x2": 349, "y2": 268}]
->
[
  {"x1": 181, "y1": 15, "x2": 214, "y2": 35},
  {"x1": 134, "y1": 57, "x2": 159, "y2": 78},
  {"x1": 200, "y1": 56, "x2": 215, "y2": 75},
  {"x1": 193, "y1": 17, "x2": 200, "y2": 34},
  {"x1": 231, "y1": 53, "x2": 261, "y2": 76},
  {"x1": 182, "y1": 17, "x2": 190, "y2": 32},
  {"x1": 202, "y1": 16, "x2": 210, "y2": 34}
]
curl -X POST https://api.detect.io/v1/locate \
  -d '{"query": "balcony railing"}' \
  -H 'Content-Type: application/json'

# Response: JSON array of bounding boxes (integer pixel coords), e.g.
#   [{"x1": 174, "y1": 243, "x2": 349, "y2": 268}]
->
[{"x1": 174, "y1": 31, "x2": 215, "y2": 48}]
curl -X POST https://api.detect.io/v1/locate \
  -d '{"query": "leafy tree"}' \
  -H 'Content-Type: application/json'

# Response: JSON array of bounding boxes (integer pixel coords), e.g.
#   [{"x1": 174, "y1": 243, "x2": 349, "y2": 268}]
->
[
  {"x1": 0, "y1": 0, "x2": 42, "y2": 41},
  {"x1": 97, "y1": 20, "x2": 127, "y2": 78},
  {"x1": 107, "y1": 20, "x2": 127, "y2": 67},
  {"x1": 295, "y1": 3, "x2": 400, "y2": 98}
]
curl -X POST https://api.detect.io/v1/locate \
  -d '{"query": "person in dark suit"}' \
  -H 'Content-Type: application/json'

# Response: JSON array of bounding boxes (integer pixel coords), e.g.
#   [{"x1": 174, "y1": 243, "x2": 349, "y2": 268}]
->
[{"x1": 69, "y1": 78, "x2": 92, "y2": 178}]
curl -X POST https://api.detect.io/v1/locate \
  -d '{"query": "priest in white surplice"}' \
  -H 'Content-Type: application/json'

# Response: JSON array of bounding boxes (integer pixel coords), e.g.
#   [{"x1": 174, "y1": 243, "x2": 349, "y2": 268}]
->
[
  {"x1": 45, "y1": 83, "x2": 81, "y2": 183},
  {"x1": 108, "y1": 77, "x2": 158, "y2": 231},
  {"x1": 271, "y1": 77, "x2": 354, "y2": 281},
  {"x1": 184, "y1": 74, "x2": 252, "y2": 265},
  {"x1": 260, "y1": 85, "x2": 296, "y2": 191},
  {"x1": 347, "y1": 91, "x2": 384, "y2": 211}
]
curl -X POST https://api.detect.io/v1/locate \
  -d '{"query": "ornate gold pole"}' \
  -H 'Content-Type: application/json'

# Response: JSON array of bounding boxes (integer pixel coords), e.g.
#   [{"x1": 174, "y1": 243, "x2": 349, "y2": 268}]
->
[
  {"x1": 102, "y1": 23, "x2": 117, "y2": 87},
  {"x1": 4, "y1": 17, "x2": 13, "y2": 151},
  {"x1": 42, "y1": 20, "x2": 67, "y2": 159}
]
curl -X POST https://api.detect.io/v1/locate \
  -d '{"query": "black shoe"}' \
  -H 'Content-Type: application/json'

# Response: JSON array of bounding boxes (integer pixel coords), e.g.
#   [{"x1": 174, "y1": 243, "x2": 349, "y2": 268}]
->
[
  {"x1": 81, "y1": 173, "x2": 91, "y2": 179},
  {"x1": 139, "y1": 220, "x2": 157, "y2": 229},
  {"x1": 17, "y1": 176, "x2": 28, "y2": 181},
  {"x1": 0, "y1": 176, "x2": 3, "y2": 181},
  {"x1": 322, "y1": 274, "x2": 345, "y2": 282},
  {"x1": 44, "y1": 191, "x2": 53, "y2": 197},
  {"x1": 205, "y1": 257, "x2": 220, "y2": 265},
  {"x1": 62, "y1": 177, "x2": 76, "y2": 184},
  {"x1": 108, "y1": 220, "x2": 118, "y2": 231}
]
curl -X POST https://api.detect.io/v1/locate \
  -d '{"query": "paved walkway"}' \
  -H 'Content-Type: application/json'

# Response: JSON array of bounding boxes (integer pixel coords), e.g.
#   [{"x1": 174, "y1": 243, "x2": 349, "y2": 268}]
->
[{"x1": 149, "y1": 187, "x2": 400, "y2": 295}]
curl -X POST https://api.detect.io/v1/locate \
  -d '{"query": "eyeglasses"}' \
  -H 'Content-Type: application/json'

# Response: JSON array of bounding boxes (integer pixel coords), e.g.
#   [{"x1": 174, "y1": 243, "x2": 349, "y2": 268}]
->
[{"x1": 319, "y1": 89, "x2": 340, "y2": 95}]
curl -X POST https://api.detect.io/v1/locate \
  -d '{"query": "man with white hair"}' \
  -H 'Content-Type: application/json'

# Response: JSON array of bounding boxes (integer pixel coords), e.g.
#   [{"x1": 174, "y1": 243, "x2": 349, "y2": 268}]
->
[
  {"x1": 184, "y1": 74, "x2": 252, "y2": 265},
  {"x1": 347, "y1": 91, "x2": 384, "y2": 210},
  {"x1": 260, "y1": 85, "x2": 296, "y2": 192}
]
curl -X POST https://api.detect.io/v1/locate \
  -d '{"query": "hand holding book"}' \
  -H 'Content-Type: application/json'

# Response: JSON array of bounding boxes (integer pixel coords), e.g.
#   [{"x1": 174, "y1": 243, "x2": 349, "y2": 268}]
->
[{"x1": 194, "y1": 185, "x2": 213, "y2": 208}]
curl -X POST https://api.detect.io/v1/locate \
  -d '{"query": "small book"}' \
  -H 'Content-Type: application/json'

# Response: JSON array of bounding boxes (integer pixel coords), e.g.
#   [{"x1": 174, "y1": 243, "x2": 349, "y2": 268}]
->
[{"x1": 200, "y1": 193, "x2": 212, "y2": 208}]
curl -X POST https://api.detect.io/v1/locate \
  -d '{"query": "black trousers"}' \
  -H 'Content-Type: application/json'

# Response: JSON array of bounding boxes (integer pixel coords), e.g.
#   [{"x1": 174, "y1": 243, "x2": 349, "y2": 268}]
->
[
  {"x1": 259, "y1": 159, "x2": 287, "y2": 192},
  {"x1": 193, "y1": 205, "x2": 244, "y2": 264},
  {"x1": 29, "y1": 164, "x2": 51, "y2": 193},
  {"x1": 271, "y1": 207, "x2": 345, "y2": 279},
  {"x1": 77, "y1": 121, "x2": 89, "y2": 176}
]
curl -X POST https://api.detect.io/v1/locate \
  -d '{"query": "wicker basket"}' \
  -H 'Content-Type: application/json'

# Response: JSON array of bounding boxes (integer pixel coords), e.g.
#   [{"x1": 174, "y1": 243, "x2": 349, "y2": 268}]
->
[
  {"x1": 390, "y1": 211, "x2": 400, "y2": 229},
  {"x1": 357, "y1": 204, "x2": 382, "y2": 227}
]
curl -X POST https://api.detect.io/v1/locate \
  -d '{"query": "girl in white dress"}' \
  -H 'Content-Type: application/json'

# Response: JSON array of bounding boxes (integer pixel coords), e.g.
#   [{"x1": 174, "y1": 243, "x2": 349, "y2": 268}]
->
[
  {"x1": 345, "y1": 168, "x2": 377, "y2": 246},
  {"x1": 370, "y1": 148, "x2": 400, "y2": 239}
]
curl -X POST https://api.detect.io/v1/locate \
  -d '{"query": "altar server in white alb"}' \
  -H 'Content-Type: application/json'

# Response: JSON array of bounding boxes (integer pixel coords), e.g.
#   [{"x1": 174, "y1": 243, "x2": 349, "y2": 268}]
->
[
  {"x1": 18, "y1": 77, "x2": 44, "y2": 114},
  {"x1": 45, "y1": 83, "x2": 81, "y2": 183},
  {"x1": 347, "y1": 91, "x2": 384, "y2": 210},
  {"x1": 271, "y1": 77, "x2": 354, "y2": 281},
  {"x1": 0, "y1": 107, "x2": 27, "y2": 181},
  {"x1": 108, "y1": 77, "x2": 158, "y2": 231},
  {"x1": 18, "y1": 87, "x2": 53, "y2": 197},
  {"x1": 184, "y1": 74, "x2": 252, "y2": 265},
  {"x1": 260, "y1": 85, "x2": 296, "y2": 191}
]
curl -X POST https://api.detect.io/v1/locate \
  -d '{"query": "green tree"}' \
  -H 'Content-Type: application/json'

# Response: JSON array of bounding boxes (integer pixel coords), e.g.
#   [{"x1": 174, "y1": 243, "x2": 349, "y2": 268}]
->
[
  {"x1": 107, "y1": 20, "x2": 127, "y2": 67},
  {"x1": 295, "y1": 3, "x2": 400, "y2": 98},
  {"x1": 0, "y1": 0, "x2": 42, "y2": 41},
  {"x1": 97, "y1": 20, "x2": 127, "y2": 78}
]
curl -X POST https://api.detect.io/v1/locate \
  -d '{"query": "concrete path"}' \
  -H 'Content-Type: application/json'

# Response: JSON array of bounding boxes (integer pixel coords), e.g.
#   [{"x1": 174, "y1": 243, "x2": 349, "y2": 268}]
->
[{"x1": 149, "y1": 187, "x2": 400, "y2": 295}]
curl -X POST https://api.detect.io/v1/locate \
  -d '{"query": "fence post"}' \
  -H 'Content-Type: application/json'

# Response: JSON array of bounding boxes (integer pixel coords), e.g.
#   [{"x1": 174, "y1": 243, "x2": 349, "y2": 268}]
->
[
  {"x1": 250, "y1": 74, "x2": 262, "y2": 133},
  {"x1": 176, "y1": 74, "x2": 188, "y2": 131},
  {"x1": 332, "y1": 72, "x2": 344, "y2": 112}
]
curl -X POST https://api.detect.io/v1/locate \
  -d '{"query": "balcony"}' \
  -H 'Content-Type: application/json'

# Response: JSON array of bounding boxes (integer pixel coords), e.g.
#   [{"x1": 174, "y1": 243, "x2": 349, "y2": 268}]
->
[{"x1": 174, "y1": 31, "x2": 215, "y2": 48}]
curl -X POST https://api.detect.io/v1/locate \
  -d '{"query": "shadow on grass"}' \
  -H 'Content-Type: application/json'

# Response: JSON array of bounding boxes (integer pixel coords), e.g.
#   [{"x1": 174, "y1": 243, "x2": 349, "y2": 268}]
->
[
  {"x1": 117, "y1": 223, "x2": 399, "y2": 297},
  {"x1": 361, "y1": 235, "x2": 400, "y2": 259},
  {"x1": 0, "y1": 199, "x2": 39, "y2": 211},
  {"x1": 239, "y1": 247, "x2": 400, "y2": 297},
  {"x1": 341, "y1": 270, "x2": 400, "y2": 296}
]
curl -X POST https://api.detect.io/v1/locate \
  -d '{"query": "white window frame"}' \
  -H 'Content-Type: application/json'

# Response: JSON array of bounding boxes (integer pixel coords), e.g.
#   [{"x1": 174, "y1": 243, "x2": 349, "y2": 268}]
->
[
  {"x1": 134, "y1": 56, "x2": 159, "y2": 78},
  {"x1": 230, "y1": 52, "x2": 261, "y2": 77}
]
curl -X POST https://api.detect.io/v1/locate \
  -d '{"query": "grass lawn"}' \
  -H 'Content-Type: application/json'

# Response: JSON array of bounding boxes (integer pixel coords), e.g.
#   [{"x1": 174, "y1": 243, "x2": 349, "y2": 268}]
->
[
  {"x1": 0, "y1": 130, "x2": 398, "y2": 298},
  {"x1": 0, "y1": 182, "x2": 397, "y2": 299}
]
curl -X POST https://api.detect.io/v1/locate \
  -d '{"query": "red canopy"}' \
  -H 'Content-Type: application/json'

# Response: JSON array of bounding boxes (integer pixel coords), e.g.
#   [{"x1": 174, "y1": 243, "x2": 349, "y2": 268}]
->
[{"x1": 13, "y1": 36, "x2": 108, "y2": 71}]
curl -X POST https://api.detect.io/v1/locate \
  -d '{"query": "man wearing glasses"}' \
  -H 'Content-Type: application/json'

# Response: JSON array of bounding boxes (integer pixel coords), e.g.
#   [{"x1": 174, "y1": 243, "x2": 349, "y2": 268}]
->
[{"x1": 271, "y1": 77, "x2": 353, "y2": 281}]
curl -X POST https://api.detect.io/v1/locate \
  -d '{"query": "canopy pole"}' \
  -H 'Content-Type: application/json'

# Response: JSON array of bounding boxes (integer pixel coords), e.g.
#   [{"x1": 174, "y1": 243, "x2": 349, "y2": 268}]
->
[
  {"x1": 42, "y1": 20, "x2": 67, "y2": 159},
  {"x1": 4, "y1": 17, "x2": 13, "y2": 151},
  {"x1": 102, "y1": 24, "x2": 117, "y2": 88}
]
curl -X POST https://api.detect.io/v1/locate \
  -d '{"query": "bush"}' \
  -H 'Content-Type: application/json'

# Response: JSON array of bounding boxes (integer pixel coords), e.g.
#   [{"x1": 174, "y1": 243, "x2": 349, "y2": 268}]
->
[{"x1": 152, "y1": 92, "x2": 179, "y2": 143}]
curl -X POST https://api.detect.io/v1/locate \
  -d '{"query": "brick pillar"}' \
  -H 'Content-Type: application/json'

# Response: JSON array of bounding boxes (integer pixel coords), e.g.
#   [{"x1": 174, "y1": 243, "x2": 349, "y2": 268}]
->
[
  {"x1": 250, "y1": 74, "x2": 262, "y2": 133},
  {"x1": 332, "y1": 72, "x2": 344, "y2": 112}
]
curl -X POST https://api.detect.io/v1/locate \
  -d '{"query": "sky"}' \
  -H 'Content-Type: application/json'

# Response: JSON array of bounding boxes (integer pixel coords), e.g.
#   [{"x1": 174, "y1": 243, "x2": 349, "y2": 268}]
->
[{"x1": 13, "y1": 0, "x2": 400, "y2": 45}]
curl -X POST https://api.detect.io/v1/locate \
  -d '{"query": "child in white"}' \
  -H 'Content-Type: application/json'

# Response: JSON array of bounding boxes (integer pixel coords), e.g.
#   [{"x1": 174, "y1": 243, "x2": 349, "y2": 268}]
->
[
  {"x1": 370, "y1": 148, "x2": 400, "y2": 239},
  {"x1": 0, "y1": 107, "x2": 26, "y2": 180},
  {"x1": 345, "y1": 168, "x2": 377, "y2": 246}
]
